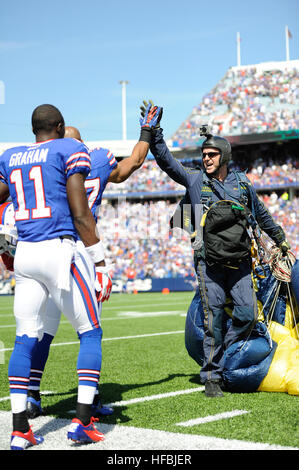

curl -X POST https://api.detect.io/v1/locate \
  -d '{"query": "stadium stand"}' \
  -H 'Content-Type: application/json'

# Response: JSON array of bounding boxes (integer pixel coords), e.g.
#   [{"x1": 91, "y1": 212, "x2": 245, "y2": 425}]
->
[
  {"x1": 171, "y1": 60, "x2": 299, "y2": 144},
  {"x1": 0, "y1": 60, "x2": 298, "y2": 291}
]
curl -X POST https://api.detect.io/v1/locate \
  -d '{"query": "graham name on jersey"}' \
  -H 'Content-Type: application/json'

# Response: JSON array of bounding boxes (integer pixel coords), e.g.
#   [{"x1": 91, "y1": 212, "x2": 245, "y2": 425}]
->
[{"x1": 9, "y1": 148, "x2": 49, "y2": 167}]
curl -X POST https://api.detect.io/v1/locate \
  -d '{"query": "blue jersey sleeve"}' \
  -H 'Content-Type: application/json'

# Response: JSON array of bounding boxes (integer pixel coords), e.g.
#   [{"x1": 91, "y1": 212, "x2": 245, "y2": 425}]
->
[
  {"x1": 63, "y1": 139, "x2": 91, "y2": 179},
  {"x1": 84, "y1": 147, "x2": 117, "y2": 220}
]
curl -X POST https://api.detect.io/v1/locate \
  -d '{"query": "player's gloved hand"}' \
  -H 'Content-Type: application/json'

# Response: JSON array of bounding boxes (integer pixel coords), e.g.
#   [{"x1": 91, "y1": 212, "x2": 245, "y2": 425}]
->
[
  {"x1": 139, "y1": 101, "x2": 163, "y2": 143},
  {"x1": 140, "y1": 100, "x2": 153, "y2": 116},
  {"x1": 139, "y1": 103, "x2": 163, "y2": 129},
  {"x1": 95, "y1": 265, "x2": 113, "y2": 302},
  {"x1": 140, "y1": 100, "x2": 155, "y2": 125},
  {"x1": 279, "y1": 240, "x2": 291, "y2": 255},
  {"x1": 140, "y1": 100, "x2": 162, "y2": 129}
]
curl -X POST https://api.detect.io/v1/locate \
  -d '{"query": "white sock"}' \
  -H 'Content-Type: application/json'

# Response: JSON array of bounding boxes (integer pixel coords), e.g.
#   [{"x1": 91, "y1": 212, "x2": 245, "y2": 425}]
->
[
  {"x1": 77, "y1": 385, "x2": 96, "y2": 405},
  {"x1": 10, "y1": 393, "x2": 27, "y2": 414}
]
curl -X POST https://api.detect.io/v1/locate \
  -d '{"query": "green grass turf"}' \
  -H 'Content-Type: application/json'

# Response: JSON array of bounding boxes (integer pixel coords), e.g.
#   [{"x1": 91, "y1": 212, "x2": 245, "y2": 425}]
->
[{"x1": 0, "y1": 292, "x2": 298, "y2": 448}]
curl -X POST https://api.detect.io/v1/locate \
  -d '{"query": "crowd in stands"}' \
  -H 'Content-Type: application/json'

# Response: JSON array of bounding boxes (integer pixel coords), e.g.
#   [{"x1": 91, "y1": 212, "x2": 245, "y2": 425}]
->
[
  {"x1": 104, "y1": 160, "x2": 185, "y2": 194},
  {"x1": 259, "y1": 192, "x2": 298, "y2": 256},
  {"x1": 246, "y1": 161, "x2": 298, "y2": 187},
  {"x1": 99, "y1": 153, "x2": 298, "y2": 280},
  {"x1": 104, "y1": 155, "x2": 298, "y2": 193},
  {"x1": 234, "y1": 152, "x2": 299, "y2": 187},
  {"x1": 0, "y1": 191, "x2": 297, "y2": 285},
  {"x1": 94, "y1": 192, "x2": 298, "y2": 283},
  {"x1": 171, "y1": 65, "x2": 299, "y2": 143},
  {"x1": 97, "y1": 199, "x2": 195, "y2": 281},
  {"x1": 0, "y1": 157, "x2": 297, "y2": 284}
]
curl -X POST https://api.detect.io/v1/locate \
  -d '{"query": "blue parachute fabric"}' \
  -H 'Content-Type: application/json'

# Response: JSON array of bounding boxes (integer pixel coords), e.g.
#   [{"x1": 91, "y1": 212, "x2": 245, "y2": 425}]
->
[
  {"x1": 291, "y1": 259, "x2": 299, "y2": 309},
  {"x1": 185, "y1": 288, "x2": 205, "y2": 366},
  {"x1": 222, "y1": 322, "x2": 276, "y2": 392},
  {"x1": 185, "y1": 284, "x2": 277, "y2": 393},
  {"x1": 222, "y1": 345, "x2": 277, "y2": 393},
  {"x1": 254, "y1": 264, "x2": 286, "y2": 324}
]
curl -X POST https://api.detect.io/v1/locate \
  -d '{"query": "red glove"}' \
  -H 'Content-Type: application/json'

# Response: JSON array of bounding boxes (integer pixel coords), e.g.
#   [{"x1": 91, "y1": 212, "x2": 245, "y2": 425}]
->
[{"x1": 95, "y1": 265, "x2": 113, "y2": 302}]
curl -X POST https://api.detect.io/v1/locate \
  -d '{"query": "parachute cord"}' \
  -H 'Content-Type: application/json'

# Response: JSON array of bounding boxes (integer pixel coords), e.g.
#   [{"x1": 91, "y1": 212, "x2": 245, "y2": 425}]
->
[
  {"x1": 239, "y1": 283, "x2": 279, "y2": 352},
  {"x1": 259, "y1": 279, "x2": 279, "y2": 326},
  {"x1": 268, "y1": 247, "x2": 296, "y2": 282},
  {"x1": 240, "y1": 248, "x2": 296, "y2": 352},
  {"x1": 287, "y1": 283, "x2": 299, "y2": 339},
  {"x1": 267, "y1": 281, "x2": 281, "y2": 326}
]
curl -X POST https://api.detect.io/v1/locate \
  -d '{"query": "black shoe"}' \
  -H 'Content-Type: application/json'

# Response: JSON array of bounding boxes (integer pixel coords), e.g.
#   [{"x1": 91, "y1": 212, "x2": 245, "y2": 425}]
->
[
  {"x1": 91, "y1": 402, "x2": 114, "y2": 417},
  {"x1": 205, "y1": 380, "x2": 224, "y2": 398},
  {"x1": 26, "y1": 391, "x2": 43, "y2": 419},
  {"x1": 26, "y1": 396, "x2": 43, "y2": 419}
]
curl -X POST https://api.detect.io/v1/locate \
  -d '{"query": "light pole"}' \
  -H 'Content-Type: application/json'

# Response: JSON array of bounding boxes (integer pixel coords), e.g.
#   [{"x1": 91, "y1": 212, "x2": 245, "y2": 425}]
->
[
  {"x1": 119, "y1": 80, "x2": 129, "y2": 140},
  {"x1": 236, "y1": 32, "x2": 241, "y2": 67},
  {"x1": 285, "y1": 26, "x2": 291, "y2": 61}
]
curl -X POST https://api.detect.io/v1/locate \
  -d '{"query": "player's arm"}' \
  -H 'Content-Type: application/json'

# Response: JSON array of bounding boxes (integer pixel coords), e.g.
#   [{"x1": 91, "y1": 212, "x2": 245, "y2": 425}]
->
[
  {"x1": 67, "y1": 172, "x2": 113, "y2": 301},
  {"x1": 0, "y1": 181, "x2": 10, "y2": 203},
  {"x1": 150, "y1": 128, "x2": 199, "y2": 188},
  {"x1": 66, "y1": 172, "x2": 103, "y2": 256},
  {"x1": 108, "y1": 141, "x2": 149, "y2": 183}
]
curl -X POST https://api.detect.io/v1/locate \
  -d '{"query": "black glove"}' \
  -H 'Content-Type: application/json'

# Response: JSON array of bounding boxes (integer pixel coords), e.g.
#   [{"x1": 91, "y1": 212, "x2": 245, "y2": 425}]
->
[{"x1": 279, "y1": 240, "x2": 291, "y2": 254}]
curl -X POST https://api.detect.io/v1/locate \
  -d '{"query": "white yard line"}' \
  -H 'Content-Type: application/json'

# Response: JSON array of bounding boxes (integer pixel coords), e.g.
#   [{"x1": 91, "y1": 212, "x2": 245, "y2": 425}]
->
[
  {"x1": 176, "y1": 410, "x2": 249, "y2": 427},
  {"x1": 116, "y1": 311, "x2": 184, "y2": 318},
  {"x1": 0, "y1": 310, "x2": 185, "y2": 328},
  {"x1": 67, "y1": 387, "x2": 205, "y2": 413},
  {"x1": 106, "y1": 387, "x2": 204, "y2": 407},
  {"x1": 0, "y1": 299, "x2": 190, "y2": 317}
]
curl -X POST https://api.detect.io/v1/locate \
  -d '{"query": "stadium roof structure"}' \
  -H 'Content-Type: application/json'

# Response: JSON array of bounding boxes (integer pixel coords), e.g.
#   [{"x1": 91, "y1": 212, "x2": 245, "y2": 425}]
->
[{"x1": 170, "y1": 59, "x2": 299, "y2": 149}]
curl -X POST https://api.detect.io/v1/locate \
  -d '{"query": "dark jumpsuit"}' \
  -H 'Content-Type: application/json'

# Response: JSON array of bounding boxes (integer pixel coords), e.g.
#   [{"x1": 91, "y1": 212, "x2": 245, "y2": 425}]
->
[{"x1": 150, "y1": 128, "x2": 286, "y2": 383}]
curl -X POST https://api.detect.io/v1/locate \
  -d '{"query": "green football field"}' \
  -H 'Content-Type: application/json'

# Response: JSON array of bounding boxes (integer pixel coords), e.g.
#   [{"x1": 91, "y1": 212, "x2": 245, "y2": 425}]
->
[{"x1": 0, "y1": 291, "x2": 298, "y2": 450}]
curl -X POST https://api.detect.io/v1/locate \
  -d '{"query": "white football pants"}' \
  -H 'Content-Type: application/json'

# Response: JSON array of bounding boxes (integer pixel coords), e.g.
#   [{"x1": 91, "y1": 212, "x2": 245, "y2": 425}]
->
[{"x1": 13, "y1": 238, "x2": 101, "y2": 339}]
